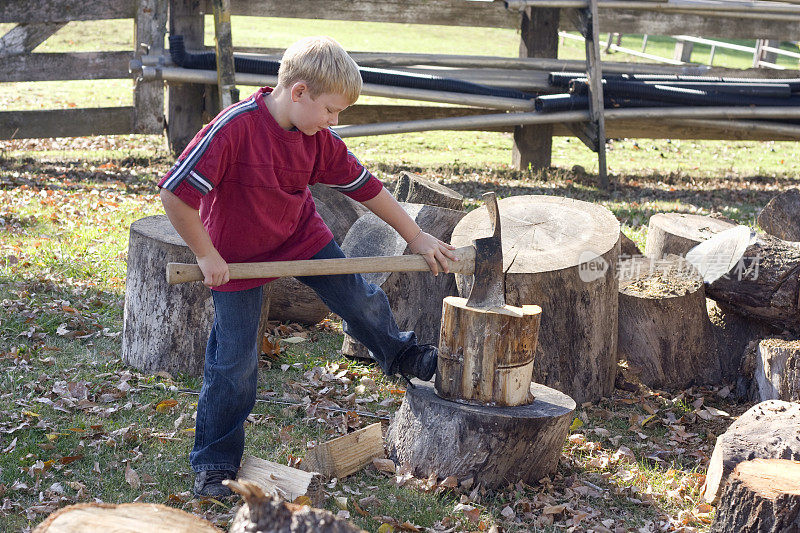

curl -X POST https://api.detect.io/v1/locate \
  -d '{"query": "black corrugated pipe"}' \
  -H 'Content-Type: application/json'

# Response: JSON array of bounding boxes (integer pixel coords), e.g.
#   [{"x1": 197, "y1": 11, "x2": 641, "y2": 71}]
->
[
  {"x1": 567, "y1": 79, "x2": 792, "y2": 98},
  {"x1": 549, "y1": 72, "x2": 800, "y2": 92},
  {"x1": 569, "y1": 80, "x2": 800, "y2": 107},
  {"x1": 534, "y1": 93, "x2": 675, "y2": 112},
  {"x1": 168, "y1": 35, "x2": 534, "y2": 100}
]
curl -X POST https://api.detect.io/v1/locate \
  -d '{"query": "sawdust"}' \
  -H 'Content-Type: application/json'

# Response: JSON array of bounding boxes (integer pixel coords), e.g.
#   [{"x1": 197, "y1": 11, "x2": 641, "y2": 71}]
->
[{"x1": 620, "y1": 257, "x2": 702, "y2": 298}]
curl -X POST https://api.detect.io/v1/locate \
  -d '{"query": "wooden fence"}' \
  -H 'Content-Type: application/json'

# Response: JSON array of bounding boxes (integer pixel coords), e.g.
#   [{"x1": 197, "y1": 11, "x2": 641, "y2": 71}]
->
[{"x1": 2, "y1": 0, "x2": 799, "y2": 170}]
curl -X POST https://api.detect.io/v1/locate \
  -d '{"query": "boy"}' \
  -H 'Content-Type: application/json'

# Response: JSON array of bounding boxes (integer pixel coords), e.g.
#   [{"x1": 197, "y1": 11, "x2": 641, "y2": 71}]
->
[{"x1": 158, "y1": 36, "x2": 457, "y2": 498}]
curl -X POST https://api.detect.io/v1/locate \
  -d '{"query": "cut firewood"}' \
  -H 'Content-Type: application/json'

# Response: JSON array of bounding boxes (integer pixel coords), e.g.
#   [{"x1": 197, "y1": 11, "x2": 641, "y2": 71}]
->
[
  {"x1": 340, "y1": 203, "x2": 466, "y2": 361},
  {"x1": 34, "y1": 502, "x2": 221, "y2": 532},
  {"x1": 757, "y1": 188, "x2": 800, "y2": 242},
  {"x1": 709, "y1": 458, "x2": 800, "y2": 533},
  {"x1": 302, "y1": 422, "x2": 384, "y2": 479},
  {"x1": 227, "y1": 479, "x2": 365, "y2": 533},
  {"x1": 238, "y1": 455, "x2": 324, "y2": 505},
  {"x1": 393, "y1": 171, "x2": 464, "y2": 211},
  {"x1": 703, "y1": 400, "x2": 800, "y2": 504},
  {"x1": 436, "y1": 296, "x2": 542, "y2": 406},
  {"x1": 644, "y1": 212, "x2": 735, "y2": 258},
  {"x1": 451, "y1": 195, "x2": 620, "y2": 404},
  {"x1": 310, "y1": 184, "x2": 369, "y2": 245},
  {"x1": 617, "y1": 255, "x2": 721, "y2": 389},
  {"x1": 387, "y1": 380, "x2": 574, "y2": 489},
  {"x1": 755, "y1": 338, "x2": 800, "y2": 401}
]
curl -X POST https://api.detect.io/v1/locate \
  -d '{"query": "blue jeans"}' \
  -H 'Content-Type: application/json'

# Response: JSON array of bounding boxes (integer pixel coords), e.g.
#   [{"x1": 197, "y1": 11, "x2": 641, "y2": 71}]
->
[{"x1": 190, "y1": 239, "x2": 415, "y2": 472}]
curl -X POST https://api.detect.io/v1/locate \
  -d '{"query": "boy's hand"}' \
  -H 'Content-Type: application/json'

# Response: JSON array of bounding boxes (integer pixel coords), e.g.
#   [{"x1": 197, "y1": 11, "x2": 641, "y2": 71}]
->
[
  {"x1": 407, "y1": 231, "x2": 457, "y2": 276},
  {"x1": 197, "y1": 251, "x2": 230, "y2": 288}
]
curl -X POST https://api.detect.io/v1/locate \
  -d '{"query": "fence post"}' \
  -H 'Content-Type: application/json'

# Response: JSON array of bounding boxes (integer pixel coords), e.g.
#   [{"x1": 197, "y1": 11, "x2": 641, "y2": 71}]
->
[
  {"x1": 168, "y1": 0, "x2": 205, "y2": 155},
  {"x1": 134, "y1": 0, "x2": 167, "y2": 134},
  {"x1": 513, "y1": 7, "x2": 559, "y2": 172},
  {"x1": 673, "y1": 38, "x2": 693, "y2": 63}
]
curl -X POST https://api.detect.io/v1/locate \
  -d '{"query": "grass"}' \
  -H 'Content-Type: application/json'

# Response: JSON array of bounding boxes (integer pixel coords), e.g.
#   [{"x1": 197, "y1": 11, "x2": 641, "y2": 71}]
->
[{"x1": 1, "y1": 13, "x2": 799, "y2": 533}]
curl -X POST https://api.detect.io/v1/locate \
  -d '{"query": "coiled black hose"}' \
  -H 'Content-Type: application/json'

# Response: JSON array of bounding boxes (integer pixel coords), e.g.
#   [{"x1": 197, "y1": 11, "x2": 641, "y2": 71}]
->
[{"x1": 168, "y1": 35, "x2": 534, "y2": 100}]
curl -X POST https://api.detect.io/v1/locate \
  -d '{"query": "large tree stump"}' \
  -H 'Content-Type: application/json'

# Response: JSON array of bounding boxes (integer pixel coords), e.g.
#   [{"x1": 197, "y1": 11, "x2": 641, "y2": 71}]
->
[
  {"x1": 393, "y1": 171, "x2": 464, "y2": 211},
  {"x1": 122, "y1": 215, "x2": 214, "y2": 377},
  {"x1": 617, "y1": 256, "x2": 721, "y2": 389},
  {"x1": 755, "y1": 339, "x2": 800, "y2": 401},
  {"x1": 387, "y1": 380, "x2": 574, "y2": 489},
  {"x1": 709, "y1": 459, "x2": 800, "y2": 533},
  {"x1": 703, "y1": 400, "x2": 800, "y2": 504},
  {"x1": 34, "y1": 502, "x2": 221, "y2": 532},
  {"x1": 644, "y1": 213, "x2": 735, "y2": 258},
  {"x1": 757, "y1": 188, "x2": 800, "y2": 242},
  {"x1": 227, "y1": 479, "x2": 365, "y2": 533},
  {"x1": 341, "y1": 203, "x2": 466, "y2": 360},
  {"x1": 435, "y1": 297, "x2": 542, "y2": 406},
  {"x1": 451, "y1": 195, "x2": 620, "y2": 404}
]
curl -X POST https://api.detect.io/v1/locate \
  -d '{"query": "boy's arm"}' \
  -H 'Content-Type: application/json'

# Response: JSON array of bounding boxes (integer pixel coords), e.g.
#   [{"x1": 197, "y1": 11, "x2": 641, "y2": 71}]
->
[
  {"x1": 160, "y1": 189, "x2": 229, "y2": 288},
  {"x1": 360, "y1": 188, "x2": 457, "y2": 276}
]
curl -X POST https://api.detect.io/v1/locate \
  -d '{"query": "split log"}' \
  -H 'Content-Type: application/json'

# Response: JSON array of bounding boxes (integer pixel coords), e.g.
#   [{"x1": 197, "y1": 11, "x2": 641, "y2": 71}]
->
[
  {"x1": 122, "y1": 215, "x2": 214, "y2": 377},
  {"x1": 393, "y1": 171, "x2": 464, "y2": 211},
  {"x1": 703, "y1": 400, "x2": 800, "y2": 504},
  {"x1": 755, "y1": 339, "x2": 800, "y2": 401},
  {"x1": 617, "y1": 256, "x2": 721, "y2": 389},
  {"x1": 341, "y1": 203, "x2": 466, "y2": 360},
  {"x1": 707, "y1": 299, "x2": 781, "y2": 386},
  {"x1": 644, "y1": 212, "x2": 735, "y2": 258},
  {"x1": 709, "y1": 459, "x2": 800, "y2": 533},
  {"x1": 239, "y1": 455, "x2": 324, "y2": 505},
  {"x1": 387, "y1": 380, "x2": 575, "y2": 489},
  {"x1": 302, "y1": 422, "x2": 384, "y2": 479},
  {"x1": 451, "y1": 195, "x2": 620, "y2": 404},
  {"x1": 34, "y1": 502, "x2": 221, "y2": 532},
  {"x1": 757, "y1": 188, "x2": 800, "y2": 242},
  {"x1": 435, "y1": 296, "x2": 542, "y2": 406},
  {"x1": 265, "y1": 185, "x2": 369, "y2": 326},
  {"x1": 227, "y1": 479, "x2": 365, "y2": 533}
]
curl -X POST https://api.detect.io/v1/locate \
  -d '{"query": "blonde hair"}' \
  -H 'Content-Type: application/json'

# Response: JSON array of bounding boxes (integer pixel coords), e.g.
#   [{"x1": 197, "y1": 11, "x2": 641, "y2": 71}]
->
[{"x1": 278, "y1": 36, "x2": 362, "y2": 103}]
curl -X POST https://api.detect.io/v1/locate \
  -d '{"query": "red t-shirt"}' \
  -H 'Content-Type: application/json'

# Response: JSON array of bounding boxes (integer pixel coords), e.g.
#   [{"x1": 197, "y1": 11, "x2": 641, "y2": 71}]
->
[{"x1": 158, "y1": 87, "x2": 383, "y2": 291}]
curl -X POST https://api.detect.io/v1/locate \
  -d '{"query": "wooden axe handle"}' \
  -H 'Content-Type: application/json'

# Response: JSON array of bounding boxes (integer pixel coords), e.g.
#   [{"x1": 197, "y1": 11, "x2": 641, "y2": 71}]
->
[{"x1": 166, "y1": 245, "x2": 476, "y2": 284}]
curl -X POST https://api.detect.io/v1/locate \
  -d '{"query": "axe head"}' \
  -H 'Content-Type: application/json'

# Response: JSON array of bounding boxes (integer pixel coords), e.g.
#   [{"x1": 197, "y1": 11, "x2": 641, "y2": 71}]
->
[{"x1": 466, "y1": 192, "x2": 505, "y2": 309}]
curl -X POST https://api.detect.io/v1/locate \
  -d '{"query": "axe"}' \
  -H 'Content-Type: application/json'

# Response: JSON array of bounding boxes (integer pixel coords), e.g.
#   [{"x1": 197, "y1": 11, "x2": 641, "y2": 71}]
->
[{"x1": 166, "y1": 192, "x2": 506, "y2": 309}]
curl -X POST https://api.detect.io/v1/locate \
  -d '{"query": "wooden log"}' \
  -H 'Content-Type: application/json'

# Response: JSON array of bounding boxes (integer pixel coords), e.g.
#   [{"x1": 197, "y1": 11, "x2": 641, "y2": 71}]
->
[
  {"x1": 451, "y1": 195, "x2": 620, "y2": 404},
  {"x1": 709, "y1": 459, "x2": 800, "y2": 533},
  {"x1": 702, "y1": 400, "x2": 800, "y2": 504},
  {"x1": 393, "y1": 172, "x2": 464, "y2": 211},
  {"x1": 238, "y1": 454, "x2": 324, "y2": 505},
  {"x1": 302, "y1": 422, "x2": 384, "y2": 479},
  {"x1": 619, "y1": 231, "x2": 642, "y2": 257},
  {"x1": 435, "y1": 296, "x2": 542, "y2": 406},
  {"x1": 617, "y1": 255, "x2": 721, "y2": 389},
  {"x1": 0, "y1": 22, "x2": 66, "y2": 57},
  {"x1": 757, "y1": 188, "x2": 800, "y2": 242},
  {"x1": 33, "y1": 502, "x2": 221, "y2": 532},
  {"x1": 341, "y1": 203, "x2": 466, "y2": 360},
  {"x1": 387, "y1": 380, "x2": 575, "y2": 489},
  {"x1": 310, "y1": 184, "x2": 369, "y2": 245},
  {"x1": 122, "y1": 215, "x2": 213, "y2": 377},
  {"x1": 227, "y1": 479, "x2": 365, "y2": 533},
  {"x1": 644, "y1": 212, "x2": 735, "y2": 258},
  {"x1": 755, "y1": 339, "x2": 800, "y2": 402}
]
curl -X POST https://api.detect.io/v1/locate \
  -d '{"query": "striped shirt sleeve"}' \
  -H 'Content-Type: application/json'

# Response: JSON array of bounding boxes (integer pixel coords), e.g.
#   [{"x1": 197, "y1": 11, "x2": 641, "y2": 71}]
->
[
  {"x1": 158, "y1": 97, "x2": 258, "y2": 208},
  {"x1": 312, "y1": 129, "x2": 383, "y2": 202}
]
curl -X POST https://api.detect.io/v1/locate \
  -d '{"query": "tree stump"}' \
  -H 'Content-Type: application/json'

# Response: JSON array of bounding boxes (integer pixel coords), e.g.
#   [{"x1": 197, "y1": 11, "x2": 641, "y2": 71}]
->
[
  {"x1": 755, "y1": 339, "x2": 800, "y2": 401},
  {"x1": 34, "y1": 502, "x2": 221, "y2": 532},
  {"x1": 435, "y1": 296, "x2": 542, "y2": 406},
  {"x1": 227, "y1": 479, "x2": 365, "y2": 533},
  {"x1": 644, "y1": 213, "x2": 735, "y2": 258},
  {"x1": 310, "y1": 184, "x2": 369, "y2": 245},
  {"x1": 387, "y1": 380, "x2": 575, "y2": 489},
  {"x1": 757, "y1": 188, "x2": 800, "y2": 242},
  {"x1": 709, "y1": 459, "x2": 800, "y2": 533},
  {"x1": 617, "y1": 255, "x2": 721, "y2": 389},
  {"x1": 703, "y1": 400, "x2": 800, "y2": 504},
  {"x1": 450, "y1": 195, "x2": 620, "y2": 404},
  {"x1": 122, "y1": 215, "x2": 214, "y2": 377},
  {"x1": 341, "y1": 203, "x2": 466, "y2": 360},
  {"x1": 393, "y1": 171, "x2": 464, "y2": 211}
]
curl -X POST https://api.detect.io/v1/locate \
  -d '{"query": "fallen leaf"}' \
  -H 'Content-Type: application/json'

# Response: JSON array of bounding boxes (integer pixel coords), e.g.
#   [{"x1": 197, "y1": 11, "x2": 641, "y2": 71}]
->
[
  {"x1": 543, "y1": 504, "x2": 566, "y2": 515},
  {"x1": 373, "y1": 458, "x2": 396, "y2": 473},
  {"x1": 155, "y1": 399, "x2": 178, "y2": 413},
  {"x1": 125, "y1": 463, "x2": 140, "y2": 489}
]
